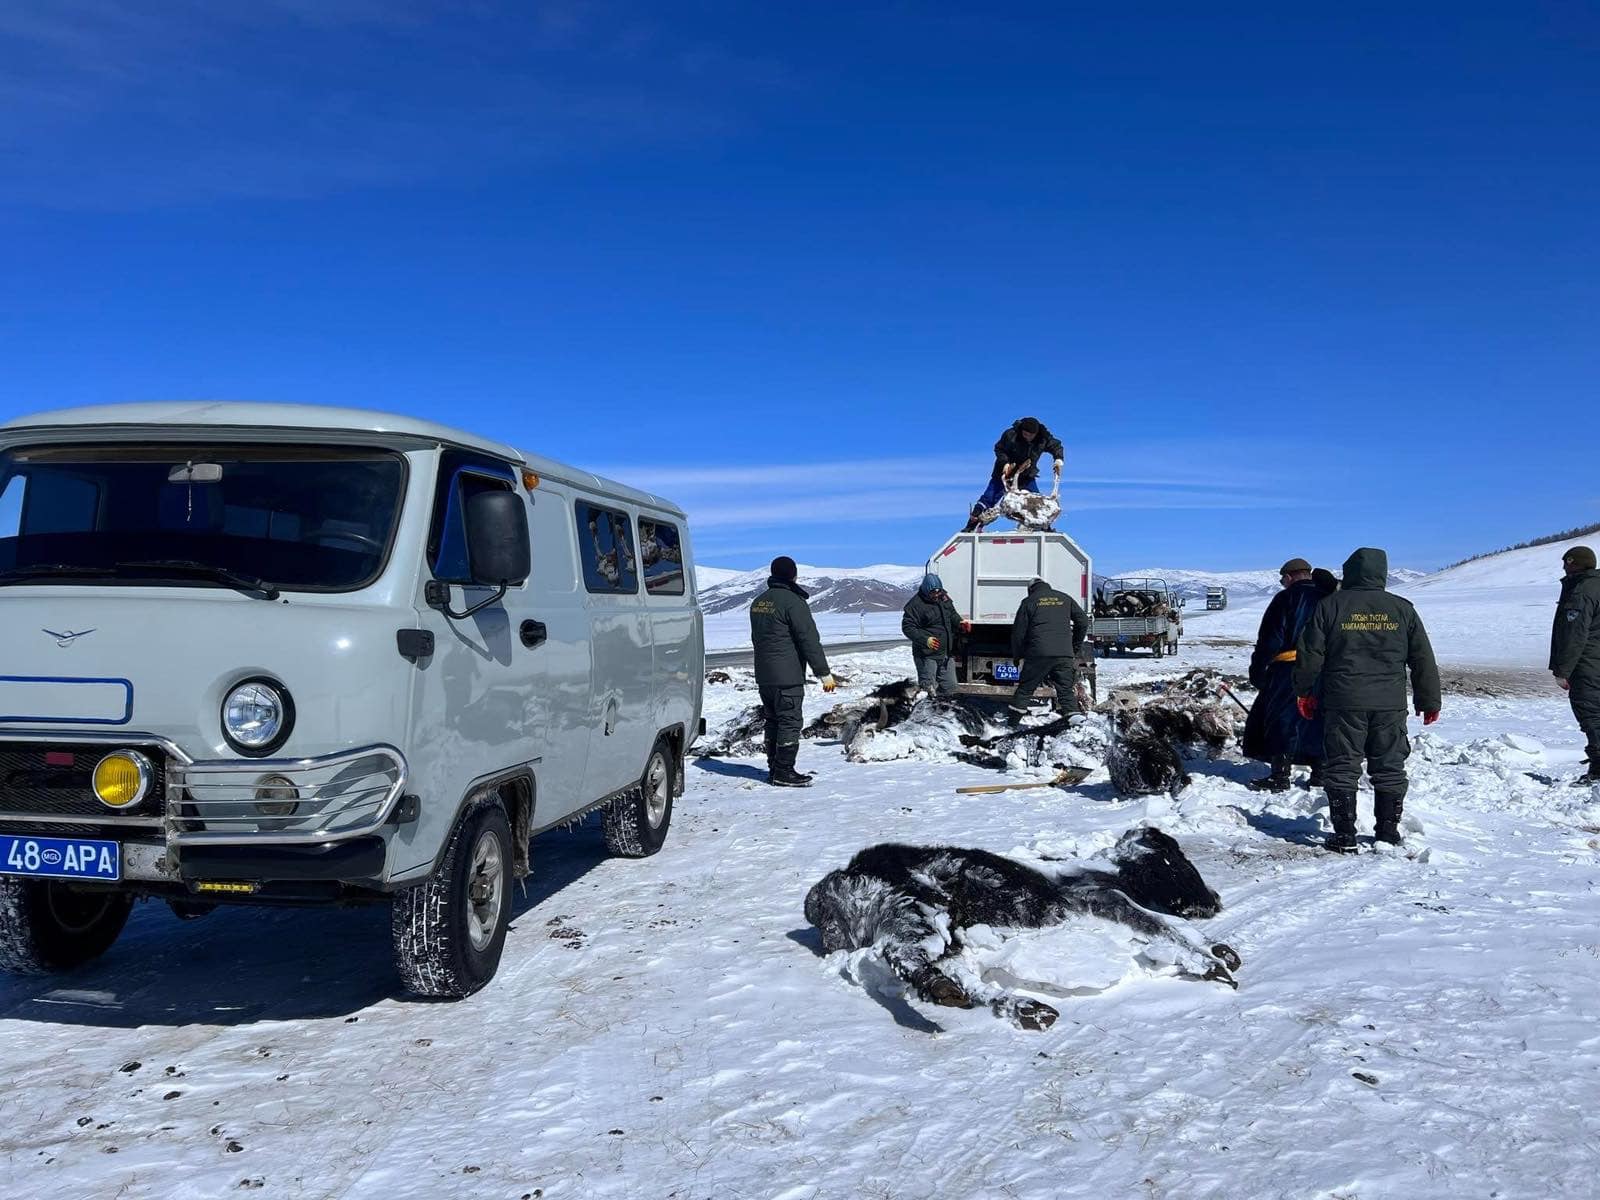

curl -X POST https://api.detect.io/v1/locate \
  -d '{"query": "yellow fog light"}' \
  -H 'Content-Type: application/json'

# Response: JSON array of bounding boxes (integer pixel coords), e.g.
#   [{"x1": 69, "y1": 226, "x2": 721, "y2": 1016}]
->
[{"x1": 92, "y1": 751, "x2": 153, "y2": 810}]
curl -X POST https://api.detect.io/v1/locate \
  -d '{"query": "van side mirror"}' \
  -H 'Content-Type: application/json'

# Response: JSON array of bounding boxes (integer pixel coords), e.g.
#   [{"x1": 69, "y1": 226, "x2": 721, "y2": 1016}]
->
[{"x1": 466, "y1": 491, "x2": 530, "y2": 587}]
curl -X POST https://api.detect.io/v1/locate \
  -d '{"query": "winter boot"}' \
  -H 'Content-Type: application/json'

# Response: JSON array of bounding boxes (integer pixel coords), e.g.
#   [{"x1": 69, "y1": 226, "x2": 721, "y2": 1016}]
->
[
  {"x1": 1374, "y1": 789, "x2": 1406, "y2": 845},
  {"x1": 1307, "y1": 762, "x2": 1325, "y2": 788},
  {"x1": 768, "y1": 744, "x2": 813, "y2": 788},
  {"x1": 1324, "y1": 789, "x2": 1358, "y2": 854},
  {"x1": 1247, "y1": 757, "x2": 1292, "y2": 793}
]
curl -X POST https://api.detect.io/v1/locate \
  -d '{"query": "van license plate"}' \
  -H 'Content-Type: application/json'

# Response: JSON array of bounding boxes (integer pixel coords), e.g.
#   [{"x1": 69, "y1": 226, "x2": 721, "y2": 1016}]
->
[
  {"x1": 993, "y1": 663, "x2": 1020, "y2": 682},
  {"x1": 0, "y1": 835, "x2": 120, "y2": 882}
]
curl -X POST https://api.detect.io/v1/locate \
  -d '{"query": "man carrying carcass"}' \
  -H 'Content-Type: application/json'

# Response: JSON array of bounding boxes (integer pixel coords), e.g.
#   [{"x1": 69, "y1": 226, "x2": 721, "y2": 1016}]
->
[
  {"x1": 963, "y1": 416, "x2": 1064, "y2": 532},
  {"x1": 751, "y1": 556, "x2": 837, "y2": 787}
]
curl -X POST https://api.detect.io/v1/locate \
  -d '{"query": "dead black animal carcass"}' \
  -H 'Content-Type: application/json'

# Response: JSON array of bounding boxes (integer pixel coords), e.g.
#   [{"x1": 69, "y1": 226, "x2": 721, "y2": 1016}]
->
[
  {"x1": 1105, "y1": 699, "x2": 1191, "y2": 797},
  {"x1": 804, "y1": 827, "x2": 1239, "y2": 1030}
]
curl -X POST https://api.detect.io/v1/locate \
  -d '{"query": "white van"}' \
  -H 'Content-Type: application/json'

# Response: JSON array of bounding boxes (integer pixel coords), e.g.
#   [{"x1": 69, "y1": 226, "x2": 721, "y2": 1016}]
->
[{"x1": 0, "y1": 402, "x2": 703, "y2": 996}]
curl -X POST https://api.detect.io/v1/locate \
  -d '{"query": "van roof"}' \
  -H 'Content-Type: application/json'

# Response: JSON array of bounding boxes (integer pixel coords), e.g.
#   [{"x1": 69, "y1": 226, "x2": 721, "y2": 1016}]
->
[{"x1": 2, "y1": 400, "x2": 685, "y2": 518}]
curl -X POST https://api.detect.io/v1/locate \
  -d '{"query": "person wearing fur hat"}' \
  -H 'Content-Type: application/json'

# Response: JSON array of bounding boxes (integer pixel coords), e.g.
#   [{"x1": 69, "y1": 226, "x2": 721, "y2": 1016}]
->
[
  {"x1": 751, "y1": 556, "x2": 836, "y2": 787},
  {"x1": 902, "y1": 573, "x2": 970, "y2": 697},
  {"x1": 1242, "y1": 558, "x2": 1328, "y2": 791},
  {"x1": 1551, "y1": 545, "x2": 1600, "y2": 784}
]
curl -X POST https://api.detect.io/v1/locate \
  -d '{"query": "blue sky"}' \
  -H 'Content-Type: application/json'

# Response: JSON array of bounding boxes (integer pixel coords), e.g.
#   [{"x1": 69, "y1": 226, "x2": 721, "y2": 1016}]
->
[{"x1": 1, "y1": 2, "x2": 1596, "y2": 573}]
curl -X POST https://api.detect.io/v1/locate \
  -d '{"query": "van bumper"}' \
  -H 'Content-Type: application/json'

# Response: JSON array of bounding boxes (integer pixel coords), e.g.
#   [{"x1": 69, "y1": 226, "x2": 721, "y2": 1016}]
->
[{"x1": 177, "y1": 837, "x2": 388, "y2": 884}]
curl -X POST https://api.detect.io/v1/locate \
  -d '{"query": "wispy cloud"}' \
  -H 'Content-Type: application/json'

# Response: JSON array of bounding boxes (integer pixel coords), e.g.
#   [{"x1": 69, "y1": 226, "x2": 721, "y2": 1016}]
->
[{"x1": 599, "y1": 440, "x2": 1305, "y2": 532}]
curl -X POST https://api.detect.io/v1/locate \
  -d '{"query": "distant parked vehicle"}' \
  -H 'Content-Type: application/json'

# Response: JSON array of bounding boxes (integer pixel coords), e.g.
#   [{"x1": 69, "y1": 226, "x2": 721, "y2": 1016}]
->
[
  {"x1": 0, "y1": 402, "x2": 704, "y2": 997},
  {"x1": 1092, "y1": 578, "x2": 1182, "y2": 657},
  {"x1": 1205, "y1": 586, "x2": 1228, "y2": 611}
]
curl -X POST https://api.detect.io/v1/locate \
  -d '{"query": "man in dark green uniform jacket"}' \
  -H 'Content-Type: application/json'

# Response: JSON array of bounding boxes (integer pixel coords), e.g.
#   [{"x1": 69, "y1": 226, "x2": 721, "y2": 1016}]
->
[
  {"x1": 902, "y1": 573, "x2": 969, "y2": 697},
  {"x1": 750, "y1": 556, "x2": 836, "y2": 787},
  {"x1": 1294, "y1": 547, "x2": 1441, "y2": 852},
  {"x1": 1551, "y1": 545, "x2": 1600, "y2": 784},
  {"x1": 1008, "y1": 578, "x2": 1089, "y2": 720}
]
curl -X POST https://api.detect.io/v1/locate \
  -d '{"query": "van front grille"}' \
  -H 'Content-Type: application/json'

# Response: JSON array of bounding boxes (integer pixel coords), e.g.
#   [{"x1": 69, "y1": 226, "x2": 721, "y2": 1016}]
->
[{"x1": 0, "y1": 744, "x2": 167, "y2": 819}]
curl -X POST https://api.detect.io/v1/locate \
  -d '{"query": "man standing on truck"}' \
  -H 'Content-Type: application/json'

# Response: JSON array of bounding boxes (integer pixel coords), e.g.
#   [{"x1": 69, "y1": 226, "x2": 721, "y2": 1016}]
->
[
  {"x1": 751, "y1": 556, "x2": 837, "y2": 788},
  {"x1": 1293, "y1": 548, "x2": 1441, "y2": 853},
  {"x1": 1550, "y1": 545, "x2": 1600, "y2": 784},
  {"x1": 1008, "y1": 578, "x2": 1089, "y2": 720},
  {"x1": 902, "y1": 572, "x2": 971, "y2": 698},
  {"x1": 1242, "y1": 558, "x2": 1328, "y2": 792},
  {"x1": 963, "y1": 416, "x2": 1064, "y2": 532}
]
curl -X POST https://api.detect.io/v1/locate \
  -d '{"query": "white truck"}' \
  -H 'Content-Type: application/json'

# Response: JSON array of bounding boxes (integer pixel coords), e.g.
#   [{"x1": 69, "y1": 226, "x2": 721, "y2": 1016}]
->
[
  {"x1": 1091, "y1": 577, "x2": 1183, "y2": 657},
  {"x1": 925, "y1": 529, "x2": 1095, "y2": 699}
]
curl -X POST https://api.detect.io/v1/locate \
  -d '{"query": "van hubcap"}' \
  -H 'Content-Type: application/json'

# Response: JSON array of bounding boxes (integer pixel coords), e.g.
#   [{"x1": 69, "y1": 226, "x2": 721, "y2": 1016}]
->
[
  {"x1": 645, "y1": 754, "x2": 670, "y2": 828},
  {"x1": 466, "y1": 831, "x2": 504, "y2": 952}
]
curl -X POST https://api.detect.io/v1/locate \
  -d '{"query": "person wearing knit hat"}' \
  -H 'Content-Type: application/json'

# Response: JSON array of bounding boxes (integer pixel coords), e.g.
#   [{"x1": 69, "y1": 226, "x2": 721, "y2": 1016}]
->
[
  {"x1": 1551, "y1": 545, "x2": 1600, "y2": 783},
  {"x1": 750, "y1": 556, "x2": 836, "y2": 787},
  {"x1": 902, "y1": 573, "x2": 970, "y2": 697},
  {"x1": 1242, "y1": 558, "x2": 1325, "y2": 791}
]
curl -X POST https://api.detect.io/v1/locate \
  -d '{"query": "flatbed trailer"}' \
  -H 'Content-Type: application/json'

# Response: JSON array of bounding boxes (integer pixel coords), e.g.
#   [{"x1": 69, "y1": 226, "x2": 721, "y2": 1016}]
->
[{"x1": 1091, "y1": 577, "x2": 1182, "y2": 657}]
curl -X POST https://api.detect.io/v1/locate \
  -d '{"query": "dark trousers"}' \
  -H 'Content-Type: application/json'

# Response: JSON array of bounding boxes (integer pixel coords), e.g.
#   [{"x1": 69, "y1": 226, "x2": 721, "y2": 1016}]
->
[
  {"x1": 759, "y1": 684, "x2": 805, "y2": 759},
  {"x1": 1321, "y1": 708, "x2": 1410, "y2": 794},
  {"x1": 1572, "y1": 679, "x2": 1600, "y2": 762},
  {"x1": 915, "y1": 655, "x2": 959, "y2": 696},
  {"x1": 1010, "y1": 657, "x2": 1078, "y2": 714}
]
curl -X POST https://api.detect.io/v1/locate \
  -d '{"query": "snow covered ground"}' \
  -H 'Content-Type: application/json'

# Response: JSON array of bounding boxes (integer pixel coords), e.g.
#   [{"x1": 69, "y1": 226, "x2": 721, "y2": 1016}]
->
[{"x1": 3, "y1": 560, "x2": 1597, "y2": 1198}]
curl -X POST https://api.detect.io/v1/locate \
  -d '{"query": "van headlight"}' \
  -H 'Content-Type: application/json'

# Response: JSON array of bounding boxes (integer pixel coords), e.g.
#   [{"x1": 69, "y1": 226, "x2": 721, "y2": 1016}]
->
[{"x1": 221, "y1": 679, "x2": 294, "y2": 755}]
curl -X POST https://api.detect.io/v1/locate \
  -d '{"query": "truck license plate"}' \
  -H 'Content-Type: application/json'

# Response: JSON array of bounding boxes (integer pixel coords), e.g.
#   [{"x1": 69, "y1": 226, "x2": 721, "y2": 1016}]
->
[
  {"x1": 993, "y1": 662, "x2": 1020, "y2": 682},
  {"x1": 0, "y1": 834, "x2": 120, "y2": 882}
]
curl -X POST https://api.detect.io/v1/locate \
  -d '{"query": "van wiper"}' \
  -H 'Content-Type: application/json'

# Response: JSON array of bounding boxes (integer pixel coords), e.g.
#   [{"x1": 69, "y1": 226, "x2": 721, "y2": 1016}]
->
[
  {"x1": 117, "y1": 560, "x2": 281, "y2": 600},
  {"x1": 0, "y1": 563, "x2": 115, "y2": 586}
]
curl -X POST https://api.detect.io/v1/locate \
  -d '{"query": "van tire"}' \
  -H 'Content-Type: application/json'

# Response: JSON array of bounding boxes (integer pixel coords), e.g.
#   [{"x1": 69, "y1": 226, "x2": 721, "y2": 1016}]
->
[
  {"x1": 602, "y1": 739, "x2": 675, "y2": 859},
  {"x1": 0, "y1": 878, "x2": 132, "y2": 974},
  {"x1": 391, "y1": 800, "x2": 513, "y2": 999}
]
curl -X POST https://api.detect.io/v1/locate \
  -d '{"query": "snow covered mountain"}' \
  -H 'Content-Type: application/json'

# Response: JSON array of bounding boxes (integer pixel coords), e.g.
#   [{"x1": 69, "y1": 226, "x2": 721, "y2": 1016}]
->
[{"x1": 696, "y1": 563, "x2": 925, "y2": 615}]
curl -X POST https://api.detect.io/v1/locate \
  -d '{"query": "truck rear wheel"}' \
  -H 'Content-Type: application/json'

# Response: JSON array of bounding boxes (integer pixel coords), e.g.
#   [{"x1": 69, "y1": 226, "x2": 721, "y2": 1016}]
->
[
  {"x1": 391, "y1": 800, "x2": 513, "y2": 999},
  {"x1": 0, "y1": 877, "x2": 132, "y2": 974},
  {"x1": 602, "y1": 738, "x2": 675, "y2": 858}
]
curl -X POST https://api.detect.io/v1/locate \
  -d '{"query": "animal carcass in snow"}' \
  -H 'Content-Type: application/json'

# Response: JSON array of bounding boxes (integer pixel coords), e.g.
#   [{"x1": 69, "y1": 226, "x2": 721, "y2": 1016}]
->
[
  {"x1": 1105, "y1": 698, "x2": 1191, "y2": 796},
  {"x1": 804, "y1": 827, "x2": 1239, "y2": 1029}
]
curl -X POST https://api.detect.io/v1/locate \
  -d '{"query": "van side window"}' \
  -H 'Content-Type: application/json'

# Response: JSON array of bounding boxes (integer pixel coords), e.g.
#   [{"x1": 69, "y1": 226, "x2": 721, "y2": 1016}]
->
[
  {"x1": 576, "y1": 502, "x2": 638, "y2": 593},
  {"x1": 639, "y1": 518, "x2": 685, "y2": 595},
  {"x1": 429, "y1": 454, "x2": 519, "y2": 583}
]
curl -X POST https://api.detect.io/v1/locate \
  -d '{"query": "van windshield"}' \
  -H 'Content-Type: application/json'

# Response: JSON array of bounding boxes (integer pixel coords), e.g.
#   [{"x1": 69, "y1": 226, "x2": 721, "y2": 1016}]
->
[{"x1": 0, "y1": 444, "x2": 406, "y2": 593}]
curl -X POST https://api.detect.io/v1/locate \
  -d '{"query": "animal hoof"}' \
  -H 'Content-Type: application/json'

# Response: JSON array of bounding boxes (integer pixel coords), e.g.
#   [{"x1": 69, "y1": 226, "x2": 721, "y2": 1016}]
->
[
  {"x1": 1202, "y1": 962, "x2": 1239, "y2": 990},
  {"x1": 1014, "y1": 1000, "x2": 1059, "y2": 1031},
  {"x1": 1211, "y1": 943, "x2": 1242, "y2": 971}
]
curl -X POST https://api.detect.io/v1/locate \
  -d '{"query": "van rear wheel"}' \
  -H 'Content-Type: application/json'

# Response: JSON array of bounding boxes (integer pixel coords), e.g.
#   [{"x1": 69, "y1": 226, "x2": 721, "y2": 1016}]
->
[
  {"x1": 391, "y1": 800, "x2": 513, "y2": 999},
  {"x1": 0, "y1": 877, "x2": 132, "y2": 975},
  {"x1": 602, "y1": 739, "x2": 675, "y2": 858}
]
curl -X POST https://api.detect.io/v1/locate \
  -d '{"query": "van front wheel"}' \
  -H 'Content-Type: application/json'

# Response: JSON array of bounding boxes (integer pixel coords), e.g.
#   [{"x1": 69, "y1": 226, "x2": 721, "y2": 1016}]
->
[
  {"x1": 0, "y1": 877, "x2": 132, "y2": 975},
  {"x1": 391, "y1": 800, "x2": 513, "y2": 999},
  {"x1": 602, "y1": 740, "x2": 675, "y2": 858}
]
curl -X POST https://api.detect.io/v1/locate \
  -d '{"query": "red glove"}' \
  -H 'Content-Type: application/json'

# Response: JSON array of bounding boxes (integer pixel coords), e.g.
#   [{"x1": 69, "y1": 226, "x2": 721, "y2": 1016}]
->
[
  {"x1": 960, "y1": 619, "x2": 972, "y2": 633},
  {"x1": 927, "y1": 637, "x2": 941, "y2": 652},
  {"x1": 1421, "y1": 711, "x2": 1440, "y2": 726},
  {"x1": 1296, "y1": 696, "x2": 1317, "y2": 720},
  {"x1": 1557, "y1": 677, "x2": 1571, "y2": 692}
]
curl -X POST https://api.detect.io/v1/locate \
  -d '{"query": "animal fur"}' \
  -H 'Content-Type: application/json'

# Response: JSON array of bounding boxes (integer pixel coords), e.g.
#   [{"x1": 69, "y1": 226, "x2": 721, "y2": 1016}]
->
[
  {"x1": 1103, "y1": 697, "x2": 1192, "y2": 796},
  {"x1": 805, "y1": 827, "x2": 1239, "y2": 1029}
]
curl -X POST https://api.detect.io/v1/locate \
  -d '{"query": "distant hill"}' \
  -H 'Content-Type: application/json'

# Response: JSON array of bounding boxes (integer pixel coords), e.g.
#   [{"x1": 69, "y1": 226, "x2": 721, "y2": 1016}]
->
[{"x1": 695, "y1": 563, "x2": 925, "y2": 615}]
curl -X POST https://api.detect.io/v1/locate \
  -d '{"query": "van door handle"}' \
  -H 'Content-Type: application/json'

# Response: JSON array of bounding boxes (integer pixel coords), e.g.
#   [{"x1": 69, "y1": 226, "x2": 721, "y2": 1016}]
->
[{"x1": 520, "y1": 620, "x2": 547, "y2": 650}]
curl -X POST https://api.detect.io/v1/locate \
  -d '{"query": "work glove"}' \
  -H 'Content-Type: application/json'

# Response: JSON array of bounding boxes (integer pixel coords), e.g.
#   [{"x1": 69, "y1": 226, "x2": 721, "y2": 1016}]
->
[
  {"x1": 821, "y1": 675, "x2": 837, "y2": 693},
  {"x1": 1296, "y1": 696, "x2": 1318, "y2": 720},
  {"x1": 1421, "y1": 710, "x2": 1440, "y2": 725},
  {"x1": 1052, "y1": 460, "x2": 1062, "y2": 477},
  {"x1": 1557, "y1": 677, "x2": 1571, "y2": 692},
  {"x1": 960, "y1": 619, "x2": 972, "y2": 633},
  {"x1": 927, "y1": 637, "x2": 941, "y2": 652}
]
